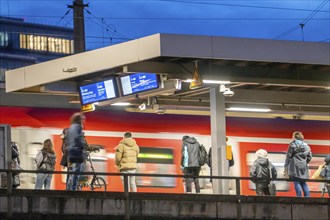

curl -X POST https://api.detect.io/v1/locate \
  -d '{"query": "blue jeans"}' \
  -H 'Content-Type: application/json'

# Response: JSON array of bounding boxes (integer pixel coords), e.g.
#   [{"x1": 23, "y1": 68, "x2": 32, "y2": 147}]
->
[
  {"x1": 69, "y1": 162, "x2": 84, "y2": 191},
  {"x1": 291, "y1": 176, "x2": 310, "y2": 197},
  {"x1": 35, "y1": 172, "x2": 53, "y2": 189}
]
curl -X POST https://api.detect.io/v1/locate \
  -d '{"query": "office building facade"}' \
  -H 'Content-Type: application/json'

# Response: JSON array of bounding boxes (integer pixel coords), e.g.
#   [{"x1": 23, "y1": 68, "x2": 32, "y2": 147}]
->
[{"x1": 0, "y1": 16, "x2": 73, "y2": 83}]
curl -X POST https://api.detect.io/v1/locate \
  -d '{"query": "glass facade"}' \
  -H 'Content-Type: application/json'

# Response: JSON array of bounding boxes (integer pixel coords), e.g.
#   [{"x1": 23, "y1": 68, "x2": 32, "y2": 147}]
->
[
  {"x1": 20, "y1": 34, "x2": 73, "y2": 54},
  {"x1": 0, "y1": 32, "x2": 9, "y2": 47}
]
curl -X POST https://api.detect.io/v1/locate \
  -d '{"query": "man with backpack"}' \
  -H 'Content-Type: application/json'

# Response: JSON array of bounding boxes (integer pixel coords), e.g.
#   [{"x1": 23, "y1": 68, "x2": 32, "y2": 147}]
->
[{"x1": 181, "y1": 135, "x2": 205, "y2": 193}]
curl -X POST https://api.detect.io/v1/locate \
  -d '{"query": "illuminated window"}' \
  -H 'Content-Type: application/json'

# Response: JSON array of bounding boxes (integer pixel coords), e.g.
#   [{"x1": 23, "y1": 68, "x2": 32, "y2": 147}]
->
[
  {"x1": 19, "y1": 34, "x2": 73, "y2": 54},
  {"x1": 0, "y1": 32, "x2": 9, "y2": 47},
  {"x1": 40, "y1": 36, "x2": 47, "y2": 51},
  {"x1": 20, "y1": 34, "x2": 26, "y2": 49}
]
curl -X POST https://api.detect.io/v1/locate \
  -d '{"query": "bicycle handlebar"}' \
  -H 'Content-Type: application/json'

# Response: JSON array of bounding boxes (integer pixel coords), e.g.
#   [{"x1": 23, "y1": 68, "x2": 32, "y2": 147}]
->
[{"x1": 86, "y1": 145, "x2": 101, "y2": 153}]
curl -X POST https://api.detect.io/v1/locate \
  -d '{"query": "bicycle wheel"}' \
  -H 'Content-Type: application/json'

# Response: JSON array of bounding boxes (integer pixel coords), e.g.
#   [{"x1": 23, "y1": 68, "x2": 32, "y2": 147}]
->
[{"x1": 90, "y1": 176, "x2": 107, "y2": 191}]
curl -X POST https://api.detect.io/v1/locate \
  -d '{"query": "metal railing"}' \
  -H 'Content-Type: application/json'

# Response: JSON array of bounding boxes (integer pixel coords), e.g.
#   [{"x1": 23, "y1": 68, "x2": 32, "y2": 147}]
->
[{"x1": 0, "y1": 168, "x2": 329, "y2": 220}]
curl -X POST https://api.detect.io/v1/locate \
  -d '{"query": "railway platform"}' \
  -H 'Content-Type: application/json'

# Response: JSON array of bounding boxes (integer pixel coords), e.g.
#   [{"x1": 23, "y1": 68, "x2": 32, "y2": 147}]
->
[{"x1": 0, "y1": 188, "x2": 329, "y2": 220}]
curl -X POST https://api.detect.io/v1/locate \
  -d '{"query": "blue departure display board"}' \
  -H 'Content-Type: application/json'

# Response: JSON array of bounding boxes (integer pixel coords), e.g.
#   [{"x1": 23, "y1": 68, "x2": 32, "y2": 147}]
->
[
  {"x1": 79, "y1": 79, "x2": 117, "y2": 105},
  {"x1": 120, "y1": 73, "x2": 159, "y2": 96}
]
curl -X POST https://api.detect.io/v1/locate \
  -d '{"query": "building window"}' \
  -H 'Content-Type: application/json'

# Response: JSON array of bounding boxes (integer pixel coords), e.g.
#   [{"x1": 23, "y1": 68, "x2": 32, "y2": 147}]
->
[
  {"x1": 20, "y1": 34, "x2": 26, "y2": 49},
  {"x1": 19, "y1": 34, "x2": 73, "y2": 54},
  {"x1": 0, "y1": 32, "x2": 9, "y2": 47}
]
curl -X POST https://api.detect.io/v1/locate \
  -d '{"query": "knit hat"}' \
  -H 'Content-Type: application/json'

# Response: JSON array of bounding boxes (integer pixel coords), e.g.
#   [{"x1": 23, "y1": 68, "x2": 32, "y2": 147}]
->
[{"x1": 256, "y1": 149, "x2": 268, "y2": 158}]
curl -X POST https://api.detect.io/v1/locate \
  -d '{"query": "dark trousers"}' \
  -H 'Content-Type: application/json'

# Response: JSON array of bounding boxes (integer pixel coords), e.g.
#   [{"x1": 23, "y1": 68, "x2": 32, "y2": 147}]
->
[
  {"x1": 255, "y1": 183, "x2": 270, "y2": 196},
  {"x1": 184, "y1": 167, "x2": 201, "y2": 193}
]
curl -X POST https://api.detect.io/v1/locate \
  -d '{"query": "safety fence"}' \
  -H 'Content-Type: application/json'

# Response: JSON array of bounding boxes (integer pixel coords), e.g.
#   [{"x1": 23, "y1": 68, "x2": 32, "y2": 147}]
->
[{"x1": 0, "y1": 169, "x2": 329, "y2": 220}]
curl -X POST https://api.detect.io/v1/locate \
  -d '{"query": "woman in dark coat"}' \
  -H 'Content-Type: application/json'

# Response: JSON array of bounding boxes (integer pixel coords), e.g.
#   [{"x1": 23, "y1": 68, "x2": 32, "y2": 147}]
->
[{"x1": 284, "y1": 131, "x2": 312, "y2": 197}]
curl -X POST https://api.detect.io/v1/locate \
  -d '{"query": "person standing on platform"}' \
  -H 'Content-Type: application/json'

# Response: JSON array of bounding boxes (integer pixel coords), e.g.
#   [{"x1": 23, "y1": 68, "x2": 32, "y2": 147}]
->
[
  {"x1": 1, "y1": 142, "x2": 22, "y2": 189},
  {"x1": 35, "y1": 139, "x2": 56, "y2": 189},
  {"x1": 115, "y1": 132, "x2": 140, "y2": 192},
  {"x1": 207, "y1": 137, "x2": 234, "y2": 182},
  {"x1": 284, "y1": 131, "x2": 312, "y2": 197},
  {"x1": 67, "y1": 112, "x2": 86, "y2": 191},
  {"x1": 320, "y1": 154, "x2": 330, "y2": 197},
  {"x1": 181, "y1": 135, "x2": 201, "y2": 193},
  {"x1": 59, "y1": 128, "x2": 70, "y2": 189},
  {"x1": 250, "y1": 149, "x2": 277, "y2": 196}
]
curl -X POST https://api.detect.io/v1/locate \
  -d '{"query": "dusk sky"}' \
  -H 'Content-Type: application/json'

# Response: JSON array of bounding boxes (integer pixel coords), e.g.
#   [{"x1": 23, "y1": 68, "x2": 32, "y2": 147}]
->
[{"x1": 1, "y1": 0, "x2": 329, "y2": 50}]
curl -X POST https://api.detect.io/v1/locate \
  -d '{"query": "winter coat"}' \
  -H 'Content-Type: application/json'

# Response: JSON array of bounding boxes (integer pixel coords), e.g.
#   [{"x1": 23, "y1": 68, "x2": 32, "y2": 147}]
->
[
  {"x1": 35, "y1": 150, "x2": 56, "y2": 171},
  {"x1": 67, "y1": 123, "x2": 86, "y2": 163},
  {"x1": 181, "y1": 136, "x2": 200, "y2": 168},
  {"x1": 284, "y1": 139, "x2": 312, "y2": 179},
  {"x1": 115, "y1": 138, "x2": 140, "y2": 171},
  {"x1": 250, "y1": 157, "x2": 277, "y2": 187},
  {"x1": 320, "y1": 154, "x2": 330, "y2": 181}
]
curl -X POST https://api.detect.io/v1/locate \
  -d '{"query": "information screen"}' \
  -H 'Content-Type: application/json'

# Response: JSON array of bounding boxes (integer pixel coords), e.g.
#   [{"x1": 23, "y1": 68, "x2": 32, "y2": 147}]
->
[
  {"x1": 120, "y1": 73, "x2": 159, "y2": 96},
  {"x1": 79, "y1": 79, "x2": 117, "y2": 105}
]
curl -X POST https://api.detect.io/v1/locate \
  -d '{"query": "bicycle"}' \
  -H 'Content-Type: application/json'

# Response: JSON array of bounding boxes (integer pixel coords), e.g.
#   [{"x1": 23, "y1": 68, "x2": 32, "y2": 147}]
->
[{"x1": 67, "y1": 146, "x2": 107, "y2": 191}]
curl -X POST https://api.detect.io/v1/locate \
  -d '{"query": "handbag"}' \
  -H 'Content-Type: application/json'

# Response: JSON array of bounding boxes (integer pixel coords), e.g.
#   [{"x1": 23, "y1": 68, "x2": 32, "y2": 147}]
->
[
  {"x1": 11, "y1": 160, "x2": 23, "y2": 173},
  {"x1": 312, "y1": 164, "x2": 325, "y2": 180},
  {"x1": 268, "y1": 162, "x2": 276, "y2": 196}
]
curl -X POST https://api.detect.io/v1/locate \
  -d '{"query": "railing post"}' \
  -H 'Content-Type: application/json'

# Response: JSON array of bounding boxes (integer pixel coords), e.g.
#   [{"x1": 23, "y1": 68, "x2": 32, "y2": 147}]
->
[
  {"x1": 7, "y1": 169, "x2": 13, "y2": 219},
  {"x1": 123, "y1": 174, "x2": 130, "y2": 220},
  {"x1": 235, "y1": 178, "x2": 241, "y2": 220}
]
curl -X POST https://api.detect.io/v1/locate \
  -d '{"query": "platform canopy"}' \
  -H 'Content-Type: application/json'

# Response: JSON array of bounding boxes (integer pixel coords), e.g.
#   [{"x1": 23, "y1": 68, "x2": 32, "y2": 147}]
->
[{"x1": 4, "y1": 33, "x2": 330, "y2": 119}]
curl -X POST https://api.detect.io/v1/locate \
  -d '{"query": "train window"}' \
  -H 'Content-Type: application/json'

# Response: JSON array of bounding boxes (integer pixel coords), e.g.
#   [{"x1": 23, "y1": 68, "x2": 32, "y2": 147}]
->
[
  {"x1": 246, "y1": 152, "x2": 289, "y2": 192},
  {"x1": 136, "y1": 147, "x2": 176, "y2": 188}
]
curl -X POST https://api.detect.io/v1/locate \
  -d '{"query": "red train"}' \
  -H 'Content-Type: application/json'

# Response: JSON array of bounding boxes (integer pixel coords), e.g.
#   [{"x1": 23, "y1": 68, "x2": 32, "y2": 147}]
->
[{"x1": 0, "y1": 106, "x2": 329, "y2": 197}]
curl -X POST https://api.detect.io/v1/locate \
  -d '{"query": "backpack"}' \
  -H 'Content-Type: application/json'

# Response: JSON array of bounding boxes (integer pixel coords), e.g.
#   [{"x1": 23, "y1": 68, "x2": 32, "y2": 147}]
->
[
  {"x1": 198, "y1": 144, "x2": 208, "y2": 166},
  {"x1": 37, "y1": 151, "x2": 56, "y2": 171}
]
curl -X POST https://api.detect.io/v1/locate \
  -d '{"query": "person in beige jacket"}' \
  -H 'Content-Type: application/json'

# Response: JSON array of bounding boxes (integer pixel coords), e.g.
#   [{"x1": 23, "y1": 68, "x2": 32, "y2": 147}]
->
[{"x1": 115, "y1": 132, "x2": 140, "y2": 192}]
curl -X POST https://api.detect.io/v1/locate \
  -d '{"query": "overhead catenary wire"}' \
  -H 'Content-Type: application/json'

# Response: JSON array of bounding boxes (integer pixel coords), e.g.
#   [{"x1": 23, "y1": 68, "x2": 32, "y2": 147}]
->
[
  {"x1": 273, "y1": 0, "x2": 329, "y2": 40},
  {"x1": 55, "y1": 8, "x2": 72, "y2": 26},
  {"x1": 84, "y1": 8, "x2": 130, "y2": 42},
  {"x1": 3, "y1": 14, "x2": 330, "y2": 21},
  {"x1": 158, "y1": 0, "x2": 330, "y2": 13},
  {"x1": 3, "y1": 0, "x2": 329, "y2": 13}
]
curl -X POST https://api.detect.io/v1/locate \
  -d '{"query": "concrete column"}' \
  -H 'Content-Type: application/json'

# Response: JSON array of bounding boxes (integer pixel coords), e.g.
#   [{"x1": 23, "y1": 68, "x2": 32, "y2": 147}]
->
[{"x1": 210, "y1": 87, "x2": 228, "y2": 194}]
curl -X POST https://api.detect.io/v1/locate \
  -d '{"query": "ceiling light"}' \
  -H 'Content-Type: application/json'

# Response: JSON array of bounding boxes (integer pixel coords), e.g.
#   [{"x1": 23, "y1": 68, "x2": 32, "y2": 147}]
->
[
  {"x1": 111, "y1": 102, "x2": 131, "y2": 106},
  {"x1": 203, "y1": 80, "x2": 231, "y2": 84},
  {"x1": 227, "y1": 107, "x2": 271, "y2": 112},
  {"x1": 185, "y1": 79, "x2": 231, "y2": 84}
]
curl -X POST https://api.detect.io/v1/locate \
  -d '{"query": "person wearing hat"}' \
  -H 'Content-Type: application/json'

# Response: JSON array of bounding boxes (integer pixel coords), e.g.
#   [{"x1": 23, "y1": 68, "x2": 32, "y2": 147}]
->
[{"x1": 250, "y1": 149, "x2": 277, "y2": 195}]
